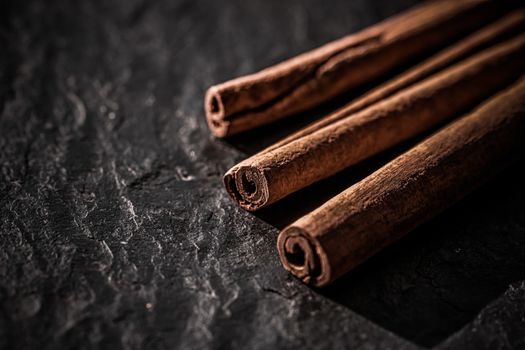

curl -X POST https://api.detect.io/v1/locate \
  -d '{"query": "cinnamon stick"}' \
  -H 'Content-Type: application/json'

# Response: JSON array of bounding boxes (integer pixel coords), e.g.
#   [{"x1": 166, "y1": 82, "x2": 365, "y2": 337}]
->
[
  {"x1": 205, "y1": 0, "x2": 512, "y2": 137},
  {"x1": 277, "y1": 75, "x2": 525, "y2": 287},
  {"x1": 224, "y1": 34, "x2": 525, "y2": 211},
  {"x1": 264, "y1": 10, "x2": 525, "y2": 153}
]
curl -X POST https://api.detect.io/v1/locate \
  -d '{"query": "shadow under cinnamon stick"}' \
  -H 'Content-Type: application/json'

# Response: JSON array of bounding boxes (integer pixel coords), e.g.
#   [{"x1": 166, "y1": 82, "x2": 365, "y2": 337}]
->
[
  {"x1": 248, "y1": 152, "x2": 525, "y2": 348},
  {"x1": 245, "y1": 100, "x2": 525, "y2": 347},
  {"x1": 318, "y1": 161, "x2": 525, "y2": 347}
]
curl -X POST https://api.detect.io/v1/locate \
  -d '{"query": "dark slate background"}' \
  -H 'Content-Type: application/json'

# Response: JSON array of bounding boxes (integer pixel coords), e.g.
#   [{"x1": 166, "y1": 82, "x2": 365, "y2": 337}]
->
[{"x1": 1, "y1": 0, "x2": 524, "y2": 349}]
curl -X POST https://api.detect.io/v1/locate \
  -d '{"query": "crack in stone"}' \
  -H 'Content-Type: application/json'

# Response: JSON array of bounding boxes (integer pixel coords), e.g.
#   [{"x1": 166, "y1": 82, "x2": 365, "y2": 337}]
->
[{"x1": 254, "y1": 279, "x2": 298, "y2": 300}]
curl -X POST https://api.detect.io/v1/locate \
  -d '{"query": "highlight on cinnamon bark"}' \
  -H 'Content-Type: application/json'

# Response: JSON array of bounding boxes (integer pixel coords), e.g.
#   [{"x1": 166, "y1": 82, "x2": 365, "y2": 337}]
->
[
  {"x1": 205, "y1": 0, "x2": 513, "y2": 137},
  {"x1": 264, "y1": 9, "x2": 525, "y2": 153},
  {"x1": 278, "y1": 76, "x2": 525, "y2": 287},
  {"x1": 224, "y1": 33, "x2": 525, "y2": 211}
]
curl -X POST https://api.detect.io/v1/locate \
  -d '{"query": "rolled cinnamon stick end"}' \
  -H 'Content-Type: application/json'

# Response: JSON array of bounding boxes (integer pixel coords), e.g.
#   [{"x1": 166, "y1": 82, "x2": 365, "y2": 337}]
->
[
  {"x1": 223, "y1": 165, "x2": 270, "y2": 211},
  {"x1": 278, "y1": 76, "x2": 525, "y2": 287},
  {"x1": 225, "y1": 33, "x2": 525, "y2": 211},
  {"x1": 205, "y1": 0, "x2": 513, "y2": 137},
  {"x1": 205, "y1": 87, "x2": 229, "y2": 137},
  {"x1": 277, "y1": 227, "x2": 331, "y2": 286}
]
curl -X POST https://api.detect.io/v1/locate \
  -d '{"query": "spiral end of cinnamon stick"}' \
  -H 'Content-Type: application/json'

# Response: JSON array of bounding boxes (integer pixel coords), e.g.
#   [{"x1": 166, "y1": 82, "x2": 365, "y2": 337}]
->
[
  {"x1": 223, "y1": 165, "x2": 270, "y2": 211},
  {"x1": 277, "y1": 227, "x2": 331, "y2": 287},
  {"x1": 205, "y1": 87, "x2": 230, "y2": 138}
]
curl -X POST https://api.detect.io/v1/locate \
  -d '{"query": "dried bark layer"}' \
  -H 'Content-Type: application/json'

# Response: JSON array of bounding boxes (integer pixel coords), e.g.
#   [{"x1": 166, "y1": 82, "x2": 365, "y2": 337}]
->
[
  {"x1": 205, "y1": 0, "x2": 512, "y2": 137},
  {"x1": 224, "y1": 34, "x2": 525, "y2": 211},
  {"x1": 224, "y1": 34, "x2": 525, "y2": 210},
  {"x1": 264, "y1": 10, "x2": 525, "y2": 153},
  {"x1": 277, "y1": 75, "x2": 525, "y2": 287}
]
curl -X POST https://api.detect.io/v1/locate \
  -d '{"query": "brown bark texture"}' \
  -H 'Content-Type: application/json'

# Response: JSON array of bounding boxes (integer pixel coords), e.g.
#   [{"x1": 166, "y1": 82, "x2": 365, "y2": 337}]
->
[
  {"x1": 205, "y1": 0, "x2": 514, "y2": 137},
  {"x1": 224, "y1": 33, "x2": 525, "y2": 211},
  {"x1": 277, "y1": 75, "x2": 525, "y2": 287},
  {"x1": 264, "y1": 10, "x2": 525, "y2": 153}
]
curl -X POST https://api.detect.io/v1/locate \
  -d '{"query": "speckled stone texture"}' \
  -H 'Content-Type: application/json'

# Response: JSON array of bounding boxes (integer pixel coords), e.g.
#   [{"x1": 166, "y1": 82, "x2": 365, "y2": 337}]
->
[{"x1": 1, "y1": 1, "x2": 524, "y2": 349}]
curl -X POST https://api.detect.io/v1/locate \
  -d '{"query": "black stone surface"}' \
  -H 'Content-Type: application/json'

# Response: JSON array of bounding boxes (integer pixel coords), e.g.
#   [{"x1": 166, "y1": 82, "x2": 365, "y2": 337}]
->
[{"x1": 1, "y1": 1, "x2": 524, "y2": 349}]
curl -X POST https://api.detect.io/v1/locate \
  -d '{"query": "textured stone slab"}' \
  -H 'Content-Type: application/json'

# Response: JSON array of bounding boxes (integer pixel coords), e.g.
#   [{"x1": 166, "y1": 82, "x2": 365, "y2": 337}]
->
[{"x1": 1, "y1": 0, "x2": 524, "y2": 349}]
